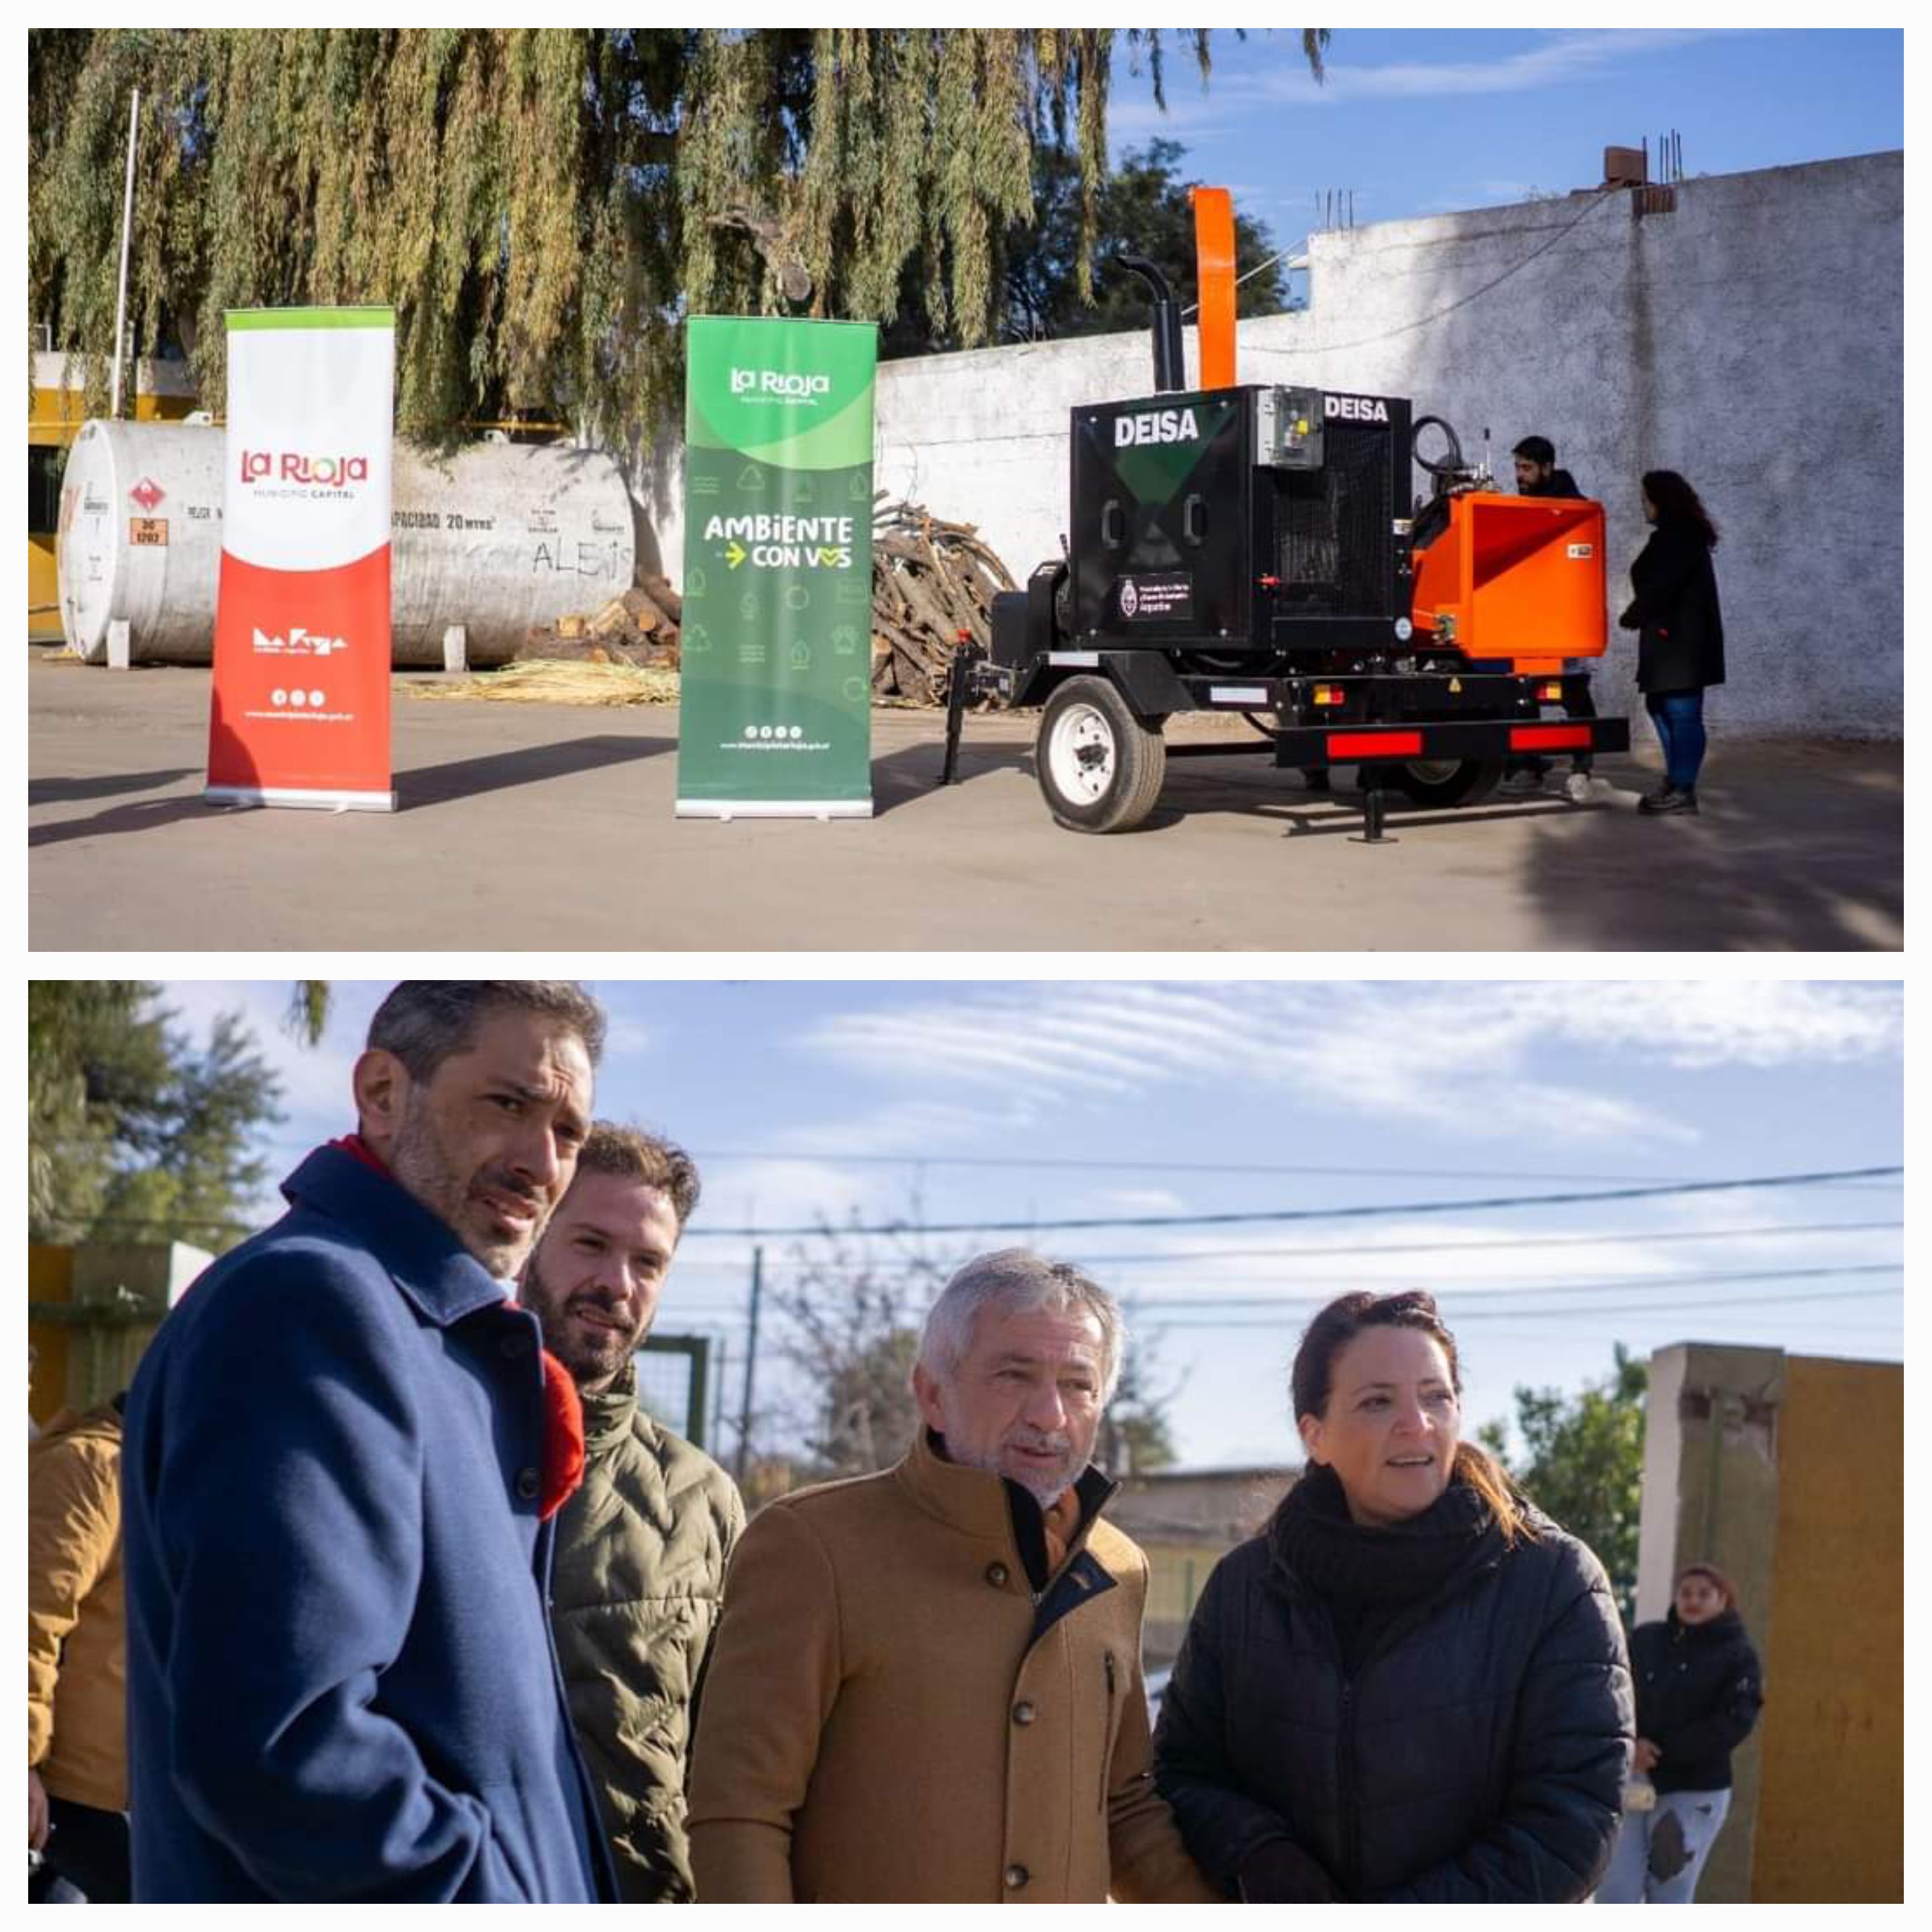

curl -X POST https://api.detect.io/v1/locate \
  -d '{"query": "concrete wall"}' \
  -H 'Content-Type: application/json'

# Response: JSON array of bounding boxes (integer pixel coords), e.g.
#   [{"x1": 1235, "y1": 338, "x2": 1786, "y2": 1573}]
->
[
  {"x1": 1636, "y1": 1343, "x2": 1902, "y2": 1902},
  {"x1": 641, "y1": 151, "x2": 1902, "y2": 737},
  {"x1": 27, "y1": 1240, "x2": 213, "y2": 1420},
  {"x1": 1635, "y1": 1341, "x2": 1784, "y2": 1901}
]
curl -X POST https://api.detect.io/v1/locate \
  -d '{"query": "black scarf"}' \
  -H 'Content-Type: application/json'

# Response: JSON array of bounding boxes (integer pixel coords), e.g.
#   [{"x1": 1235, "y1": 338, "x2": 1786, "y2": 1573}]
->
[{"x1": 1269, "y1": 1461, "x2": 1499, "y2": 1674}]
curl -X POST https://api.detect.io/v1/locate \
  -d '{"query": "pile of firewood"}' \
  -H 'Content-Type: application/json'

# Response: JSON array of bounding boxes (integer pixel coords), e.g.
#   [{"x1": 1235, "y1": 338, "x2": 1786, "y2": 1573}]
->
[
  {"x1": 518, "y1": 573, "x2": 683, "y2": 667},
  {"x1": 870, "y1": 498, "x2": 1018, "y2": 705}
]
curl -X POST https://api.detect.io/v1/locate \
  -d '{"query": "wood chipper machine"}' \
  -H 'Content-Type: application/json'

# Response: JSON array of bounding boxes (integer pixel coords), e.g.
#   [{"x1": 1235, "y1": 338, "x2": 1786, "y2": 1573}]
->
[{"x1": 945, "y1": 189, "x2": 1629, "y2": 836}]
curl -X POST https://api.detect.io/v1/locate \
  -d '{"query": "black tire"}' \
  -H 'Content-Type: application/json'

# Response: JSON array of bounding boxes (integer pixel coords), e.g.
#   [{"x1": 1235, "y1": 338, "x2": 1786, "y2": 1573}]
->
[
  {"x1": 1385, "y1": 757, "x2": 1505, "y2": 808},
  {"x1": 1036, "y1": 674, "x2": 1167, "y2": 833}
]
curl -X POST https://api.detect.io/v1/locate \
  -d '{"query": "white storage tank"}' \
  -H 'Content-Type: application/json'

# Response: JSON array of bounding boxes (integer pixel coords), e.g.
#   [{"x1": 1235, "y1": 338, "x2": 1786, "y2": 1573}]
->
[{"x1": 56, "y1": 421, "x2": 639, "y2": 665}]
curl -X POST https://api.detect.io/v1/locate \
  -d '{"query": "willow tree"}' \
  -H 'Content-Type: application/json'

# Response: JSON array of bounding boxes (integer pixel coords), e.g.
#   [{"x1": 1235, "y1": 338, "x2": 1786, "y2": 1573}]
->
[{"x1": 29, "y1": 28, "x2": 1326, "y2": 447}]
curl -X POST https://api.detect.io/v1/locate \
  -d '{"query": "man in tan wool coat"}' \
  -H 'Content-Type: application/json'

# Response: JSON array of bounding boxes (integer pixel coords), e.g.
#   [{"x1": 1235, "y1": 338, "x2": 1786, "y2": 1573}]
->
[{"x1": 687, "y1": 1248, "x2": 1217, "y2": 1903}]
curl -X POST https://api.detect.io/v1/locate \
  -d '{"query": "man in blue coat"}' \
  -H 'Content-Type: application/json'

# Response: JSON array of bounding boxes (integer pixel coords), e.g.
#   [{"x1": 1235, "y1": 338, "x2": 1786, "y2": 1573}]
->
[{"x1": 121, "y1": 981, "x2": 620, "y2": 1901}]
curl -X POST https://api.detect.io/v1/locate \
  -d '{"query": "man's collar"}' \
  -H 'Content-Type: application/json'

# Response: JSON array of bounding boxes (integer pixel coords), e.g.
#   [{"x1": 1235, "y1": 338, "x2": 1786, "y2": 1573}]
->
[
  {"x1": 898, "y1": 1426, "x2": 1118, "y2": 1579},
  {"x1": 280, "y1": 1142, "x2": 507, "y2": 1328}
]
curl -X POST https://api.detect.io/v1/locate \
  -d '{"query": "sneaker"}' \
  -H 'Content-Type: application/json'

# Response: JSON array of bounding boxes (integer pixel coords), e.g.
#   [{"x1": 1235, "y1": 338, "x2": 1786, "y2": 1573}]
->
[{"x1": 1639, "y1": 786, "x2": 1699, "y2": 816}]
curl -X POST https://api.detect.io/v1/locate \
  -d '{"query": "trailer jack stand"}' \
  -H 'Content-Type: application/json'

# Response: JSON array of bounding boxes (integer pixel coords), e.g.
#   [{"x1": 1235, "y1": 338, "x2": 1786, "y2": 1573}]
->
[
  {"x1": 938, "y1": 645, "x2": 983, "y2": 788},
  {"x1": 1352, "y1": 769, "x2": 1397, "y2": 845}
]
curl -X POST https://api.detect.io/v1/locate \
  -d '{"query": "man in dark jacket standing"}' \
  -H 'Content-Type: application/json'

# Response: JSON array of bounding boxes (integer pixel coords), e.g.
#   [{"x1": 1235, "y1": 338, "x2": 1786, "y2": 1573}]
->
[
  {"x1": 121, "y1": 981, "x2": 619, "y2": 1903},
  {"x1": 523, "y1": 1124, "x2": 745, "y2": 1902},
  {"x1": 1503, "y1": 433, "x2": 1596, "y2": 795},
  {"x1": 1513, "y1": 433, "x2": 1582, "y2": 499}
]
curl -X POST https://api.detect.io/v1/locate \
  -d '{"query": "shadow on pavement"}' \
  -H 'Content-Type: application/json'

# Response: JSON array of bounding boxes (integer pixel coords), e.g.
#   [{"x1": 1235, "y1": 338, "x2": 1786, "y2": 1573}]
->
[
  {"x1": 28, "y1": 768, "x2": 199, "y2": 807},
  {"x1": 29, "y1": 794, "x2": 215, "y2": 851},
  {"x1": 1521, "y1": 777, "x2": 1903, "y2": 951},
  {"x1": 398, "y1": 732, "x2": 674, "y2": 808},
  {"x1": 870, "y1": 737, "x2": 1008, "y2": 817}
]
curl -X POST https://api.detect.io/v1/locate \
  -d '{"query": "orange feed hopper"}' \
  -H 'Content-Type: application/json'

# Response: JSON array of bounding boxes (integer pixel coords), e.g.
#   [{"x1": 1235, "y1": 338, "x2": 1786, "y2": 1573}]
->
[{"x1": 1409, "y1": 492, "x2": 1606, "y2": 673}]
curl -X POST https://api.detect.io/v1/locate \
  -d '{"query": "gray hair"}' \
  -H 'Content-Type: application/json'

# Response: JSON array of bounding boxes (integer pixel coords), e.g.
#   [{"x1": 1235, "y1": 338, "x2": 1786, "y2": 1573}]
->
[
  {"x1": 367, "y1": 981, "x2": 607, "y2": 1082},
  {"x1": 917, "y1": 1248, "x2": 1125, "y2": 1405}
]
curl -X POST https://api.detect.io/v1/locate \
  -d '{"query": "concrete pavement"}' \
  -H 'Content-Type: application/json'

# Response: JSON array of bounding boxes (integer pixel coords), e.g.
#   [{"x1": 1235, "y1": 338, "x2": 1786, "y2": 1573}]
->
[{"x1": 28, "y1": 652, "x2": 1902, "y2": 953}]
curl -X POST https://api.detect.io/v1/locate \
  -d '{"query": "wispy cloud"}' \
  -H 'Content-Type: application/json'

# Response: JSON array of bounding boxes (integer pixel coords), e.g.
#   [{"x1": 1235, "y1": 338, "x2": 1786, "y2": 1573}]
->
[
  {"x1": 1107, "y1": 29, "x2": 1733, "y2": 141},
  {"x1": 802, "y1": 982, "x2": 1900, "y2": 1146}
]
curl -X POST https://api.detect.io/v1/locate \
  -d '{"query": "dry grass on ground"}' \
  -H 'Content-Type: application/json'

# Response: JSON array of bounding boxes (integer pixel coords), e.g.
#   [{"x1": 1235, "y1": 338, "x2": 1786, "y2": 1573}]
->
[{"x1": 403, "y1": 659, "x2": 680, "y2": 706}]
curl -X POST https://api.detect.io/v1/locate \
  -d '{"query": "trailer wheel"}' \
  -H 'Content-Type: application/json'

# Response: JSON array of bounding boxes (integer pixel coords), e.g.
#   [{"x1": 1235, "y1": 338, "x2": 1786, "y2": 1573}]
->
[
  {"x1": 1387, "y1": 757, "x2": 1505, "y2": 808},
  {"x1": 1037, "y1": 675, "x2": 1167, "y2": 833}
]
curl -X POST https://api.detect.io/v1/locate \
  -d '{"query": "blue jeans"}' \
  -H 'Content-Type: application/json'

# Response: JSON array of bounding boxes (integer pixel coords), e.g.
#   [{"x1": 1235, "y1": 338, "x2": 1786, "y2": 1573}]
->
[
  {"x1": 1645, "y1": 690, "x2": 1707, "y2": 791},
  {"x1": 1595, "y1": 1786, "x2": 1733, "y2": 1903}
]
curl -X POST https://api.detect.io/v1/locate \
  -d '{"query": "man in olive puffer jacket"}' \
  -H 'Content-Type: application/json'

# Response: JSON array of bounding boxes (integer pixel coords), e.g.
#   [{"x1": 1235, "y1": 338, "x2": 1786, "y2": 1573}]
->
[{"x1": 523, "y1": 1123, "x2": 745, "y2": 1902}]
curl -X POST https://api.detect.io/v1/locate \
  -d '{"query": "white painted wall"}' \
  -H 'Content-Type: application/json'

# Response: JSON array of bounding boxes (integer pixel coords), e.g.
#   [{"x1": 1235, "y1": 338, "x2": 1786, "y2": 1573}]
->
[{"x1": 638, "y1": 151, "x2": 1902, "y2": 737}]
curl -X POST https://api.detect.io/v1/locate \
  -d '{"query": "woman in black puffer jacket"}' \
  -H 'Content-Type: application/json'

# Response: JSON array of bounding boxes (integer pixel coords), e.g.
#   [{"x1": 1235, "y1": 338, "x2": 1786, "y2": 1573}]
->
[
  {"x1": 1619, "y1": 469, "x2": 1725, "y2": 816},
  {"x1": 1153, "y1": 1289, "x2": 1633, "y2": 1902},
  {"x1": 1595, "y1": 1564, "x2": 1762, "y2": 1903}
]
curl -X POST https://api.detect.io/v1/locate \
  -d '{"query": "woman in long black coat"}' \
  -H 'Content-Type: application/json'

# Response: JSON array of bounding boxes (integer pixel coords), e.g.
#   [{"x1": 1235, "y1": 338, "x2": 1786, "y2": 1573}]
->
[
  {"x1": 1619, "y1": 469, "x2": 1725, "y2": 815},
  {"x1": 1152, "y1": 1290, "x2": 1633, "y2": 1902},
  {"x1": 1595, "y1": 1564, "x2": 1763, "y2": 1903}
]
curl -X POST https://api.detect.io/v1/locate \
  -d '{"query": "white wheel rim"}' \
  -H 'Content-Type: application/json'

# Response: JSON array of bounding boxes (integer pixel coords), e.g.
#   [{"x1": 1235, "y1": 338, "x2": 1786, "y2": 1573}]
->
[{"x1": 1046, "y1": 702, "x2": 1116, "y2": 804}]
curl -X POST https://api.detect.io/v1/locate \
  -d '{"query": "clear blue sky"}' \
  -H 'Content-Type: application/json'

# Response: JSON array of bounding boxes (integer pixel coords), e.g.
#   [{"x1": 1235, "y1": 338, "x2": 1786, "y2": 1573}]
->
[
  {"x1": 1104, "y1": 28, "x2": 1904, "y2": 266},
  {"x1": 160, "y1": 979, "x2": 1903, "y2": 1472}
]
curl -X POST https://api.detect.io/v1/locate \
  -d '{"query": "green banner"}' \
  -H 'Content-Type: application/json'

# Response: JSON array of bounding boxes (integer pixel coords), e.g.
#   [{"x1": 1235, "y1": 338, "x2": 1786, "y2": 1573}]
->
[{"x1": 676, "y1": 316, "x2": 877, "y2": 817}]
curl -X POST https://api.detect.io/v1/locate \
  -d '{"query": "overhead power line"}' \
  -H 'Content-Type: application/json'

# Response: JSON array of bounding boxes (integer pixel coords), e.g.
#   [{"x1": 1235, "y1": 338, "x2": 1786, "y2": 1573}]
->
[
  {"x1": 665, "y1": 1216, "x2": 1902, "y2": 1274},
  {"x1": 1155, "y1": 1284, "x2": 1904, "y2": 1330},
  {"x1": 1112, "y1": 1262, "x2": 1903, "y2": 1313},
  {"x1": 676, "y1": 1166, "x2": 1903, "y2": 1239}
]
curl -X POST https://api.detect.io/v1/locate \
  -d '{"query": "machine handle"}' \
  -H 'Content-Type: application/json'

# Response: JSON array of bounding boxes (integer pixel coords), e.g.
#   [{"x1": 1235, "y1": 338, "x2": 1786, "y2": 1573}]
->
[
  {"x1": 1183, "y1": 493, "x2": 1207, "y2": 545},
  {"x1": 1102, "y1": 499, "x2": 1126, "y2": 548}
]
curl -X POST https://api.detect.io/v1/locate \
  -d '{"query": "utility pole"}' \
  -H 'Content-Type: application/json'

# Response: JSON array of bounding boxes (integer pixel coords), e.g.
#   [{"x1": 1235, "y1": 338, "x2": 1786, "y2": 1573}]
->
[
  {"x1": 734, "y1": 1244, "x2": 763, "y2": 1483},
  {"x1": 111, "y1": 87, "x2": 140, "y2": 419}
]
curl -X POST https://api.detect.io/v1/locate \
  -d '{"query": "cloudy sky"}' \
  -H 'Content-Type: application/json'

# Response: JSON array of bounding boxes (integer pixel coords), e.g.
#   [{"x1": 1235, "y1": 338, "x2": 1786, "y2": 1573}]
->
[
  {"x1": 1102, "y1": 28, "x2": 1901, "y2": 270},
  {"x1": 156, "y1": 977, "x2": 1903, "y2": 1470}
]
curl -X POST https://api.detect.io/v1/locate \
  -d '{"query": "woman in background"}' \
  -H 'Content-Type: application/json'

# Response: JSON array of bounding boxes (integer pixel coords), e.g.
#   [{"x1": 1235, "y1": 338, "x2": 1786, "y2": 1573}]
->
[
  {"x1": 1620, "y1": 469, "x2": 1725, "y2": 816},
  {"x1": 1596, "y1": 1562, "x2": 1764, "y2": 1903},
  {"x1": 1153, "y1": 1289, "x2": 1631, "y2": 1902}
]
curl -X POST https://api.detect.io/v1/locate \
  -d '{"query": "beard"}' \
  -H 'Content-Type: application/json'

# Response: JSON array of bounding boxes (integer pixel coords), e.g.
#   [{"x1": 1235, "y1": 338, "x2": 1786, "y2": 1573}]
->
[
  {"x1": 522, "y1": 1247, "x2": 647, "y2": 1386},
  {"x1": 388, "y1": 1091, "x2": 547, "y2": 1277},
  {"x1": 945, "y1": 1421, "x2": 1081, "y2": 1510}
]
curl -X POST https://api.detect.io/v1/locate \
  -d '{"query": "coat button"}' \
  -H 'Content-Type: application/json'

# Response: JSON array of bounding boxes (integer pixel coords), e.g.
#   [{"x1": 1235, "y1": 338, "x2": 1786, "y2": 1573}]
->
[
  {"x1": 1012, "y1": 1701, "x2": 1036, "y2": 1727},
  {"x1": 515, "y1": 1467, "x2": 541, "y2": 1501},
  {"x1": 1004, "y1": 1864, "x2": 1029, "y2": 1890},
  {"x1": 985, "y1": 1562, "x2": 1009, "y2": 1588}
]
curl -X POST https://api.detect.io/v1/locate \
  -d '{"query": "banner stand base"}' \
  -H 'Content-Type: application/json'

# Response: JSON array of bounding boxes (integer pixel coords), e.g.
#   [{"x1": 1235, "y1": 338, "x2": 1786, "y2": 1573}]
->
[
  {"x1": 676, "y1": 799, "x2": 873, "y2": 821},
  {"x1": 205, "y1": 785, "x2": 396, "y2": 813}
]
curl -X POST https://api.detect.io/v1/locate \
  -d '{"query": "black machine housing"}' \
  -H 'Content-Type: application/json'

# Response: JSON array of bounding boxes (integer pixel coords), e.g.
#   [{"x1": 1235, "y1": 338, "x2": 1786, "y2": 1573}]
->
[{"x1": 1067, "y1": 383, "x2": 1412, "y2": 655}]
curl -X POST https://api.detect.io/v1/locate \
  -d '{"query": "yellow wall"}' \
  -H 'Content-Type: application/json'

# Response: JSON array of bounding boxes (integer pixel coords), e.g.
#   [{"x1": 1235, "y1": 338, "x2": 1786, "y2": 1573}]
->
[
  {"x1": 1751, "y1": 1356, "x2": 1902, "y2": 1901},
  {"x1": 27, "y1": 1246, "x2": 75, "y2": 1426}
]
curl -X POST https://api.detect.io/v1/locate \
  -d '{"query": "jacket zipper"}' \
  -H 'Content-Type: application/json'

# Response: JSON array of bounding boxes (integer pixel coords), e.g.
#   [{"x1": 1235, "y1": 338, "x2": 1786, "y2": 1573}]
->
[{"x1": 1099, "y1": 1650, "x2": 1118, "y2": 1812}]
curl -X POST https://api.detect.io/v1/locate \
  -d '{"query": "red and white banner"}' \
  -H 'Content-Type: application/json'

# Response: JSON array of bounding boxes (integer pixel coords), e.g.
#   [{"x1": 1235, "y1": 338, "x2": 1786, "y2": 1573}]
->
[{"x1": 205, "y1": 307, "x2": 396, "y2": 810}]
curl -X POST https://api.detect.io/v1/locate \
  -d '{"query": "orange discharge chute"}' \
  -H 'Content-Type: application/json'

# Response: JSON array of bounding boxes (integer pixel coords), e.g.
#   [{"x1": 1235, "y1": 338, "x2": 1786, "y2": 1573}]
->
[
  {"x1": 1409, "y1": 493, "x2": 1608, "y2": 674},
  {"x1": 1191, "y1": 186, "x2": 1237, "y2": 390}
]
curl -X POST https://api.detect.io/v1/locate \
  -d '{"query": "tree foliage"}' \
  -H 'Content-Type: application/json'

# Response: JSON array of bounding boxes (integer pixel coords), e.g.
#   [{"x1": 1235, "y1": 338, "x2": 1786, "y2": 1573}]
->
[
  {"x1": 30, "y1": 28, "x2": 1326, "y2": 444},
  {"x1": 987, "y1": 138, "x2": 1293, "y2": 352},
  {"x1": 28, "y1": 981, "x2": 285, "y2": 1254},
  {"x1": 752, "y1": 1212, "x2": 1183, "y2": 1489},
  {"x1": 1479, "y1": 1344, "x2": 1648, "y2": 1621}
]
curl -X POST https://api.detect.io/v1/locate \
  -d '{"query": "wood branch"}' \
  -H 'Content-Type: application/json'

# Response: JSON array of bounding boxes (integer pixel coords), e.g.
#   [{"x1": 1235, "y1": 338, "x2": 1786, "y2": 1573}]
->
[{"x1": 867, "y1": 500, "x2": 1020, "y2": 704}]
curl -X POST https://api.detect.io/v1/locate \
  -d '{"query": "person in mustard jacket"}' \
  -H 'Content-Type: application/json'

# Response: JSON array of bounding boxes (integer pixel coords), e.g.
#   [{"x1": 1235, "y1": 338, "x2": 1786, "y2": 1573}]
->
[
  {"x1": 686, "y1": 1249, "x2": 1217, "y2": 1904},
  {"x1": 28, "y1": 1396, "x2": 130, "y2": 1902}
]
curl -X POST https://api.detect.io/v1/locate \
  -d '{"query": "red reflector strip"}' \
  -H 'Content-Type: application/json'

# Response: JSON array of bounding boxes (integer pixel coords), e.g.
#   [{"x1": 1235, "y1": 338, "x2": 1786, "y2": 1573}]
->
[
  {"x1": 1328, "y1": 731, "x2": 1424, "y2": 759},
  {"x1": 1511, "y1": 724, "x2": 1593, "y2": 751}
]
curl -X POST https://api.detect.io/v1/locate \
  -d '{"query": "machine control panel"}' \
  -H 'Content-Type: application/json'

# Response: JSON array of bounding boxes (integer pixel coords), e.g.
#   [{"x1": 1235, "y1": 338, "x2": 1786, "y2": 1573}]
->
[{"x1": 1254, "y1": 386, "x2": 1325, "y2": 470}]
